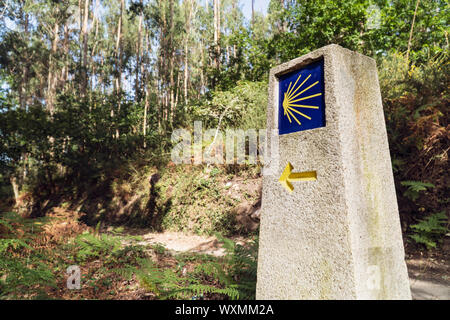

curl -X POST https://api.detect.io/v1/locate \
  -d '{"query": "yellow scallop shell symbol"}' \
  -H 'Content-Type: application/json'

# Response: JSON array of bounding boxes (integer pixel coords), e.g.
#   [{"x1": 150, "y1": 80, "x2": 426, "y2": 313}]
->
[{"x1": 282, "y1": 74, "x2": 322, "y2": 125}]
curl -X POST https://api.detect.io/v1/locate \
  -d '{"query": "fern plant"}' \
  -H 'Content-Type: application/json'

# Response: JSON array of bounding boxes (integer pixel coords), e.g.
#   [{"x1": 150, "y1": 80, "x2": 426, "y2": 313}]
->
[
  {"x1": 74, "y1": 232, "x2": 122, "y2": 262},
  {"x1": 132, "y1": 234, "x2": 259, "y2": 300},
  {"x1": 401, "y1": 180, "x2": 435, "y2": 202},
  {"x1": 0, "y1": 238, "x2": 31, "y2": 254},
  {"x1": 0, "y1": 212, "x2": 55, "y2": 298},
  {"x1": 409, "y1": 211, "x2": 448, "y2": 249},
  {"x1": 0, "y1": 258, "x2": 56, "y2": 298},
  {"x1": 131, "y1": 258, "x2": 240, "y2": 300},
  {"x1": 212, "y1": 233, "x2": 258, "y2": 299}
]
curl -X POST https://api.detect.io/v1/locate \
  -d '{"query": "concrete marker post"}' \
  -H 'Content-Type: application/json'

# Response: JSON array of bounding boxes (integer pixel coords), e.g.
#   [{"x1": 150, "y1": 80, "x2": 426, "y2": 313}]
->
[{"x1": 256, "y1": 45, "x2": 411, "y2": 300}]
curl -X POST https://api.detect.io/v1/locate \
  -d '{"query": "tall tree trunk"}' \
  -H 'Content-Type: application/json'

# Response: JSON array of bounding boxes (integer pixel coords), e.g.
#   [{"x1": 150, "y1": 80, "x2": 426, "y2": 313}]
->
[
  {"x1": 232, "y1": 0, "x2": 237, "y2": 58},
  {"x1": 90, "y1": 0, "x2": 100, "y2": 92},
  {"x1": 213, "y1": 0, "x2": 218, "y2": 69},
  {"x1": 213, "y1": 0, "x2": 221, "y2": 86},
  {"x1": 99, "y1": 49, "x2": 104, "y2": 93},
  {"x1": 18, "y1": 3, "x2": 29, "y2": 204},
  {"x1": 81, "y1": 0, "x2": 89, "y2": 96},
  {"x1": 115, "y1": 0, "x2": 123, "y2": 94},
  {"x1": 114, "y1": 0, "x2": 124, "y2": 138},
  {"x1": 62, "y1": 22, "x2": 69, "y2": 92},
  {"x1": 135, "y1": 0, "x2": 143, "y2": 100},
  {"x1": 200, "y1": 38, "x2": 205, "y2": 96},
  {"x1": 169, "y1": 0, "x2": 175, "y2": 125},
  {"x1": 406, "y1": 0, "x2": 420, "y2": 64},
  {"x1": 19, "y1": 12, "x2": 28, "y2": 109},
  {"x1": 251, "y1": 0, "x2": 255, "y2": 25},
  {"x1": 158, "y1": 0, "x2": 166, "y2": 129},
  {"x1": 175, "y1": 70, "x2": 180, "y2": 107},
  {"x1": 47, "y1": 22, "x2": 59, "y2": 115},
  {"x1": 10, "y1": 176, "x2": 20, "y2": 207},
  {"x1": 143, "y1": 28, "x2": 150, "y2": 148},
  {"x1": 184, "y1": 0, "x2": 193, "y2": 105},
  {"x1": 217, "y1": 0, "x2": 220, "y2": 53}
]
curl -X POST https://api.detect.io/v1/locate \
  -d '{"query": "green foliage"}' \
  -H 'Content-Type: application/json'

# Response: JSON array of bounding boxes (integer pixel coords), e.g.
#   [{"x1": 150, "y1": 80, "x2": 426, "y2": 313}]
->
[
  {"x1": 401, "y1": 181, "x2": 435, "y2": 202},
  {"x1": 409, "y1": 211, "x2": 449, "y2": 249},
  {"x1": 0, "y1": 212, "x2": 55, "y2": 298},
  {"x1": 151, "y1": 243, "x2": 167, "y2": 255},
  {"x1": 213, "y1": 234, "x2": 258, "y2": 299},
  {"x1": 190, "y1": 80, "x2": 267, "y2": 130},
  {"x1": 0, "y1": 2, "x2": 448, "y2": 301},
  {"x1": 74, "y1": 233, "x2": 122, "y2": 262},
  {"x1": 156, "y1": 165, "x2": 247, "y2": 235},
  {"x1": 107, "y1": 244, "x2": 148, "y2": 267},
  {"x1": 134, "y1": 234, "x2": 258, "y2": 300},
  {"x1": 0, "y1": 238, "x2": 31, "y2": 253},
  {"x1": 0, "y1": 0, "x2": 447, "y2": 242},
  {"x1": 267, "y1": 0, "x2": 448, "y2": 64},
  {"x1": 134, "y1": 258, "x2": 240, "y2": 300},
  {"x1": 0, "y1": 258, "x2": 56, "y2": 299},
  {"x1": 0, "y1": 212, "x2": 45, "y2": 252},
  {"x1": 380, "y1": 50, "x2": 448, "y2": 222}
]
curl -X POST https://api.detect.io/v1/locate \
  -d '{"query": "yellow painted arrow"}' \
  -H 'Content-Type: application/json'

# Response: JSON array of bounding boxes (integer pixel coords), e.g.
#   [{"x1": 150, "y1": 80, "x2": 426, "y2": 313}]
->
[{"x1": 279, "y1": 162, "x2": 317, "y2": 193}]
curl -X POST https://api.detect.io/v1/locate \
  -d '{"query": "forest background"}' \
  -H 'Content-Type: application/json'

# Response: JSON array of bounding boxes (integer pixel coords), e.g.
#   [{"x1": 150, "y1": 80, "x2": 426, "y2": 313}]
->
[{"x1": 0, "y1": 0, "x2": 448, "y2": 299}]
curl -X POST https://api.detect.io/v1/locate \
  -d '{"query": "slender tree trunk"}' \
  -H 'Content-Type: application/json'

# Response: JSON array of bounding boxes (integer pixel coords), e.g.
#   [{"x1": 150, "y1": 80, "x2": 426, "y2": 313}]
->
[
  {"x1": 143, "y1": 28, "x2": 150, "y2": 148},
  {"x1": 90, "y1": 0, "x2": 100, "y2": 92},
  {"x1": 406, "y1": 0, "x2": 420, "y2": 64},
  {"x1": 232, "y1": 0, "x2": 237, "y2": 58},
  {"x1": 47, "y1": 22, "x2": 59, "y2": 115},
  {"x1": 135, "y1": 0, "x2": 143, "y2": 100},
  {"x1": 169, "y1": 0, "x2": 175, "y2": 125},
  {"x1": 143, "y1": 87, "x2": 148, "y2": 148},
  {"x1": 217, "y1": 0, "x2": 221, "y2": 62},
  {"x1": 62, "y1": 22, "x2": 69, "y2": 92},
  {"x1": 175, "y1": 70, "x2": 180, "y2": 107},
  {"x1": 212, "y1": 0, "x2": 221, "y2": 87},
  {"x1": 18, "y1": 6, "x2": 29, "y2": 202},
  {"x1": 115, "y1": 0, "x2": 123, "y2": 94},
  {"x1": 19, "y1": 12, "x2": 29, "y2": 109},
  {"x1": 158, "y1": 0, "x2": 166, "y2": 129},
  {"x1": 81, "y1": 0, "x2": 89, "y2": 96},
  {"x1": 99, "y1": 49, "x2": 104, "y2": 93},
  {"x1": 251, "y1": 0, "x2": 254, "y2": 25},
  {"x1": 10, "y1": 176, "x2": 20, "y2": 207},
  {"x1": 200, "y1": 39, "x2": 205, "y2": 95},
  {"x1": 78, "y1": 0, "x2": 82, "y2": 65},
  {"x1": 114, "y1": 0, "x2": 124, "y2": 138},
  {"x1": 213, "y1": 0, "x2": 218, "y2": 69},
  {"x1": 184, "y1": 0, "x2": 193, "y2": 105}
]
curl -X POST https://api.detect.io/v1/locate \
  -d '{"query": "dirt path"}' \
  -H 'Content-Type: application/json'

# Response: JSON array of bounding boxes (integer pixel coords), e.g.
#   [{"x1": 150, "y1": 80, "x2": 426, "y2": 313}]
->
[
  {"x1": 114, "y1": 228, "x2": 248, "y2": 257},
  {"x1": 134, "y1": 231, "x2": 228, "y2": 256},
  {"x1": 406, "y1": 252, "x2": 449, "y2": 300}
]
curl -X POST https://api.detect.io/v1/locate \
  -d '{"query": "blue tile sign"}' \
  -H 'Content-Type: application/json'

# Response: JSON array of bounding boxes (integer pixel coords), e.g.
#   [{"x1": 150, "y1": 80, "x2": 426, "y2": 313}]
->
[{"x1": 278, "y1": 60, "x2": 325, "y2": 135}]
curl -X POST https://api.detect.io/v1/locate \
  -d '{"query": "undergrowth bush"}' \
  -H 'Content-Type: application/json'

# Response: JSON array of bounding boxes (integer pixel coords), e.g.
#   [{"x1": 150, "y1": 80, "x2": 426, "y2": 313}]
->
[
  {"x1": 129, "y1": 235, "x2": 259, "y2": 300},
  {"x1": 409, "y1": 211, "x2": 449, "y2": 250},
  {"x1": 0, "y1": 212, "x2": 56, "y2": 298},
  {"x1": 401, "y1": 181, "x2": 435, "y2": 202},
  {"x1": 133, "y1": 259, "x2": 242, "y2": 300},
  {"x1": 156, "y1": 165, "x2": 244, "y2": 235},
  {"x1": 379, "y1": 51, "x2": 449, "y2": 248},
  {"x1": 74, "y1": 233, "x2": 122, "y2": 262},
  {"x1": 189, "y1": 80, "x2": 267, "y2": 130}
]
